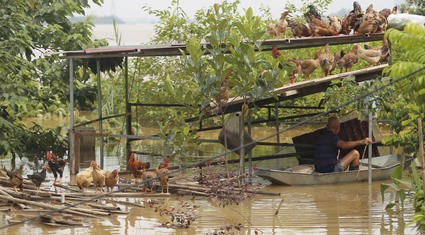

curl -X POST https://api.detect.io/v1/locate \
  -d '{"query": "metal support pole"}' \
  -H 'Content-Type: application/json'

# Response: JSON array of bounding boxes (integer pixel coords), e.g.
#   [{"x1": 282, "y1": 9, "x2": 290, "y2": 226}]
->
[
  {"x1": 368, "y1": 113, "x2": 373, "y2": 184},
  {"x1": 275, "y1": 102, "x2": 280, "y2": 143},
  {"x1": 248, "y1": 109, "x2": 253, "y2": 177},
  {"x1": 69, "y1": 59, "x2": 76, "y2": 175},
  {"x1": 125, "y1": 57, "x2": 132, "y2": 164},
  {"x1": 238, "y1": 112, "x2": 245, "y2": 175},
  {"x1": 96, "y1": 59, "x2": 104, "y2": 169}
]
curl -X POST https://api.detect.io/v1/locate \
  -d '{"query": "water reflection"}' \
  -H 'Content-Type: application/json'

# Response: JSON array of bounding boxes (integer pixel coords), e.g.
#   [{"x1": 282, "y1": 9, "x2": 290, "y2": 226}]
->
[{"x1": 0, "y1": 180, "x2": 417, "y2": 234}]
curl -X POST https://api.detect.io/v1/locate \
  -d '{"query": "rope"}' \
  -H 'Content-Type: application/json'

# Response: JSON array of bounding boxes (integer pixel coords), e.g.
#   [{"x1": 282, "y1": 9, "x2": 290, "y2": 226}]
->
[{"x1": 1, "y1": 66, "x2": 424, "y2": 230}]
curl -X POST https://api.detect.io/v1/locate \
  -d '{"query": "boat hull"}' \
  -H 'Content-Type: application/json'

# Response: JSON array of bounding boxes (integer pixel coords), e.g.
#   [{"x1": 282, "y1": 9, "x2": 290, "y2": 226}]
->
[{"x1": 257, "y1": 154, "x2": 413, "y2": 186}]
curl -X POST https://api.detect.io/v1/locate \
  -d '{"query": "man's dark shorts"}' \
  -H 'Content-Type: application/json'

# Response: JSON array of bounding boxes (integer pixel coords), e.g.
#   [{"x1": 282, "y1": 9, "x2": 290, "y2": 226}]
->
[{"x1": 334, "y1": 160, "x2": 343, "y2": 172}]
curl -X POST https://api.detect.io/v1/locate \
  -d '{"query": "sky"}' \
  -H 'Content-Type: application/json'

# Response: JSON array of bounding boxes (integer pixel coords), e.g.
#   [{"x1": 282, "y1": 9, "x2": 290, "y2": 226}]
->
[{"x1": 86, "y1": 0, "x2": 406, "y2": 23}]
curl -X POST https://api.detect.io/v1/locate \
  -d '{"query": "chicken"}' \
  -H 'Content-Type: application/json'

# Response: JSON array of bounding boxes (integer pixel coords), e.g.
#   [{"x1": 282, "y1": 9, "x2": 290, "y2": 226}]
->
[
  {"x1": 141, "y1": 170, "x2": 157, "y2": 193},
  {"x1": 7, "y1": 170, "x2": 23, "y2": 193},
  {"x1": 341, "y1": 1, "x2": 364, "y2": 35},
  {"x1": 76, "y1": 162, "x2": 94, "y2": 192},
  {"x1": 318, "y1": 44, "x2": 335, "y2": 77},
  {"x1": 215, "y1": 69, "x2": 232, "y2": 105},
  {"x1": 154, "y1": 167, "x2": 169, "y2": 194},
  {"x1": 360, "y1": 4, "x2": 387, "y2": 34},
  {"x1": 352, "y1": 1, "x2": 362, "y2": 14},
  {"x1": 287, "y1": 59, "x2": 302, "y2": 83},
  {"x1": 392, "y1": 6, "x2": 398, "y2": 15},
  {"x1": 337, "y1": 45, "x2": 358, "y2": 72},
  {"x1": 46, "y1": 151, "x2": 66, "y2": 185},
  {"x1": 127, "y1": 152, "x2": 150, "y2": 178},
  {"x1": 328, "y1": 16, "x2": 342, "y2": 34},
  {"x1": 91, "y1": 161, "x2": 106, "y2": 194},
  {"x1": 27, "y1": 165, "x2": 48, "y2": 194},
  {"x1": 287, "y1": 19, "x2": 311, "y2": 38},
  {"x1": 379, "y1": 8, "x2": 391, "y2": 19},
  {"x1": 357, "y1": 19, "x2": 381, "y2": 34},
  {"x1": 105, "y1": 169, "x2": 119, "y2": 192},
  {"x1": 272, "y1": 47, "x2": 281, "y2": 59},
  {"x1": 330, "y1": 50, "x2": 345, "y2": 74},
  {"x1": 306, "y1": 15, "x2": 338, "y2": 37},
  {"x1": 357, "y1": 45, "x2": 384, "y2": 66},
  {"x1": 158, "y1": 159, "x2": 169, "y2": 170},
  {"x1": 358, "y1": 40, "x2": 390, "y2": 66},
  {"x1": 305, "y1": 5, "x2": 322, "y2": 20},
  {"x1": 299, "y1": 48, "x2": 321, "y2": 79},
  {"x1": 267, "y1": 11, "x2": 289, "y2": 39}
]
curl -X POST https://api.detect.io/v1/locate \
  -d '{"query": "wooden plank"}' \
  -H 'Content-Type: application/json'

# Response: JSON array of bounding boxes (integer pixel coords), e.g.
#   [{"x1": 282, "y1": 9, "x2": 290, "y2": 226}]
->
[
  {"x1": 60, "y1": 33, "x2": 384, "y2": 59},
  {"x1": 185, "y1": 64, "x2": 387, "y2": 122}
]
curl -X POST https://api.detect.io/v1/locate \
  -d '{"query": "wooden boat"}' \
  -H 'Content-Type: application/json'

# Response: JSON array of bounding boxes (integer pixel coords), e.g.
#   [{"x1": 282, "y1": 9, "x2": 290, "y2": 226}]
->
[{"x1": 257, "y1": 154, "x2": 413, "y2": 186}]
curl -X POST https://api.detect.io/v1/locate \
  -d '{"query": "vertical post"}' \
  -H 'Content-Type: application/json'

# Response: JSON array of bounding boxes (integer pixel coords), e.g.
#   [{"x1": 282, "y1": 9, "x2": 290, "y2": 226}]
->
[
  {"x1": 238, "y1": 112, "x2": 245, "y2": 175},
  {"x1": 125, "y1": 57, "x2": 132, "y2": 164},
  {"x1": 69, "y1": 59, "x2": 76, "y2": 175},
  {"x1": 368, "y1": 113, "x2": 373, "y2": 184},
  {"x1": 275, "y1": 103, "x2": 280, "y2": 143},
  {"x1": 248, "y1": 109, "x2": 253, "y2": 177},
  {"x1": 96, "y1": 58, "x2": 104, "y2": 169},
  {"x1": 418, "y1": 118, "x2": 425, "y2": 192}
]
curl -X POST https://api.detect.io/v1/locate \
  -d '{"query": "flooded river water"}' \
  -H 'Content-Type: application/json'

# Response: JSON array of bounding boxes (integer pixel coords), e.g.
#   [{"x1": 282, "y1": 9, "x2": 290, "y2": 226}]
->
[
  {"x1": 0, "y1": 180, "x2": 416, "y2": 234},
  {"x1": 0, "y1": 116, "x2": 416, "y2": 234}
]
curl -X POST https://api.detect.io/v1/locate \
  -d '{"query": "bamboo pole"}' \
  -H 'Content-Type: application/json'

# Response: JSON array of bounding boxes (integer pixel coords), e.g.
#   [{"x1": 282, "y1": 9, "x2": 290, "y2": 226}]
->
[
  {"x1": 274, "y1": 198, "x2": 284, "y2": 215},
  {"x1": 0, "y1": 194, "x2": 101, "y2": 218},
  {"x1": 53, "y1": 183, "x2": 81, "y2": 192},
  {"x1": 177, "y1": 189, "x2": 210, "y2": 196}
]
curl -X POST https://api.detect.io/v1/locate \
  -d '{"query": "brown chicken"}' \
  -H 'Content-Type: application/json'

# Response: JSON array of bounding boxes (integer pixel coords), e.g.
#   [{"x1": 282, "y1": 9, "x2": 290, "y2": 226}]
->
[
  {"x1": 46, "y1": 151, "x2": 66, "y2": 184},
  {"x1": 91, "y1": 161, "x2": 106, "y2": 194},
  {"x1": 330, "y1": 50, "x2": 345, "y2": 74},
  {"x1": 141, "y1": 170, "x2": 157, "y2": 193},
  {"x1": 27, "y1": 165, "x2": 48, "y2": 194},
  {"x1": 128, "y1": 152, "x2": 150, "y2": 177},
  {"x1": 267, "y1": 11, "x2": 289, "y2": 39},
  {"x1": 306, "y1": 15, "x2": 338, "y2": 37},
  {"x1": 7, "y1": 170, "x2": 23, "y2": 193},
  {"x1": 328, "y1": 16, "x2": 342, "y2": 34},
  {"x1": 287, "y1": 59, "x2": 302, "y2": 83},
  {"x1": 76, "y1": 162, "x2": 94, "y2": 192},
  {"x1": 287, "y1": 19, "x2": 311, "y2": 38},
  {"x1": 105, "y1": 169, "x2": 119, "y2": 192},
  {"x1": 154, "y1": 167, "x2": 170, "y2": 194},
  {"x1": 337, "y1": 45, "x2": 359, "y2": 72},
  {"x1": 379, "y1": 9, "x2": 391, "y2": 19},
  {"x1": 341, "y1": 1, "x2": 364, "y2": 34},
  {"x1": 359, "y1": 4, "x2": 387, "y2": 34},
  {"x1": 318, "y1": 44, "x2": 335, "y2": 77},
  {"x1": 357, "y1": 45, "x2": 384, "y2": 66},
  {"x1": 215, "y1": 69, "x2": 232, "y2": 105},
  {"x1": 300, "y1": 48, "x2": 321, "y2": 79}
]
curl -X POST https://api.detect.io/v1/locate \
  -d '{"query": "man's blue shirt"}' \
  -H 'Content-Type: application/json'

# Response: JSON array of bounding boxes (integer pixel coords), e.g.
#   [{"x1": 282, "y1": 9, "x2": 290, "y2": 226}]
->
[{"x1": 314, "y1": 129, "x2": 341, "y2": 173}]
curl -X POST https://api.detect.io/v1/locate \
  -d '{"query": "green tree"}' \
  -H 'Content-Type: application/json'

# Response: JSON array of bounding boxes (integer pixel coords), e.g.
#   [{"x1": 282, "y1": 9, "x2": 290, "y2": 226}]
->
[
  {"x1": 378, "y1": 23, "x2": 425, "y2": 232},
  {"x1": 0, "y1": 0, "x2": 106, "y2": 159}
]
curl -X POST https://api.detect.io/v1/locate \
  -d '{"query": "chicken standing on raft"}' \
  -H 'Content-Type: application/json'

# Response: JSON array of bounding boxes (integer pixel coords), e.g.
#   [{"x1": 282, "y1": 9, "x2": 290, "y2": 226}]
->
[
  {"x1": 91, "y1": 161, "x2": 106, "y2": 194},
  {"x1": 46, "y1": 151, "x2": 66, "y2": 185},
  {"x1": 76, "y1": 162, "x2": 94, "y2": 192},
  {"x1": 105, "y1": 169, "x2": 119, "y2": 192},
  {"x1": 27, "y1": 165, "x2": 48, "y2": 194},
  {"x1": 7, "y1": 170, "x2": 23, "y2": 193}
]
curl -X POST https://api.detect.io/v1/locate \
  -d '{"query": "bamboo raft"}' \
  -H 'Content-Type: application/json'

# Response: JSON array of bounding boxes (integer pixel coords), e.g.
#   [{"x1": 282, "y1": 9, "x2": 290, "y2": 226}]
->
[{"x1": 0, "y1": 170, "x2": 279, "y2": 227}]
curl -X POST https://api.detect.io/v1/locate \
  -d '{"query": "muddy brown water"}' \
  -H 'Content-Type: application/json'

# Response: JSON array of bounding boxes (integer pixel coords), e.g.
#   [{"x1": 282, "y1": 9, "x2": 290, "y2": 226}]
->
[
  {"x1": 0, "y1": 117, "x2": 413, "y2": 234},
  {"x1": 0, "y1": 181, "x2": 416, "y2": 234}
]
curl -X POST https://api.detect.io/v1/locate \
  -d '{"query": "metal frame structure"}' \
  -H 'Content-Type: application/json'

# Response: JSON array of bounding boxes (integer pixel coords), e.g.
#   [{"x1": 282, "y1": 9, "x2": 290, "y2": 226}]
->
[{"x1": 60, "y1": 34, "x2": 384, "y2": 175}]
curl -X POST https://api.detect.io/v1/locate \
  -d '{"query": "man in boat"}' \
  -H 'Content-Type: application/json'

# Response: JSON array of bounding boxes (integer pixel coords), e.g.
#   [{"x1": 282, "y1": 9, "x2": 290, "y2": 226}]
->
[{"x1": 314, "y1": 116, "x2": 373, "y2": 173}]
